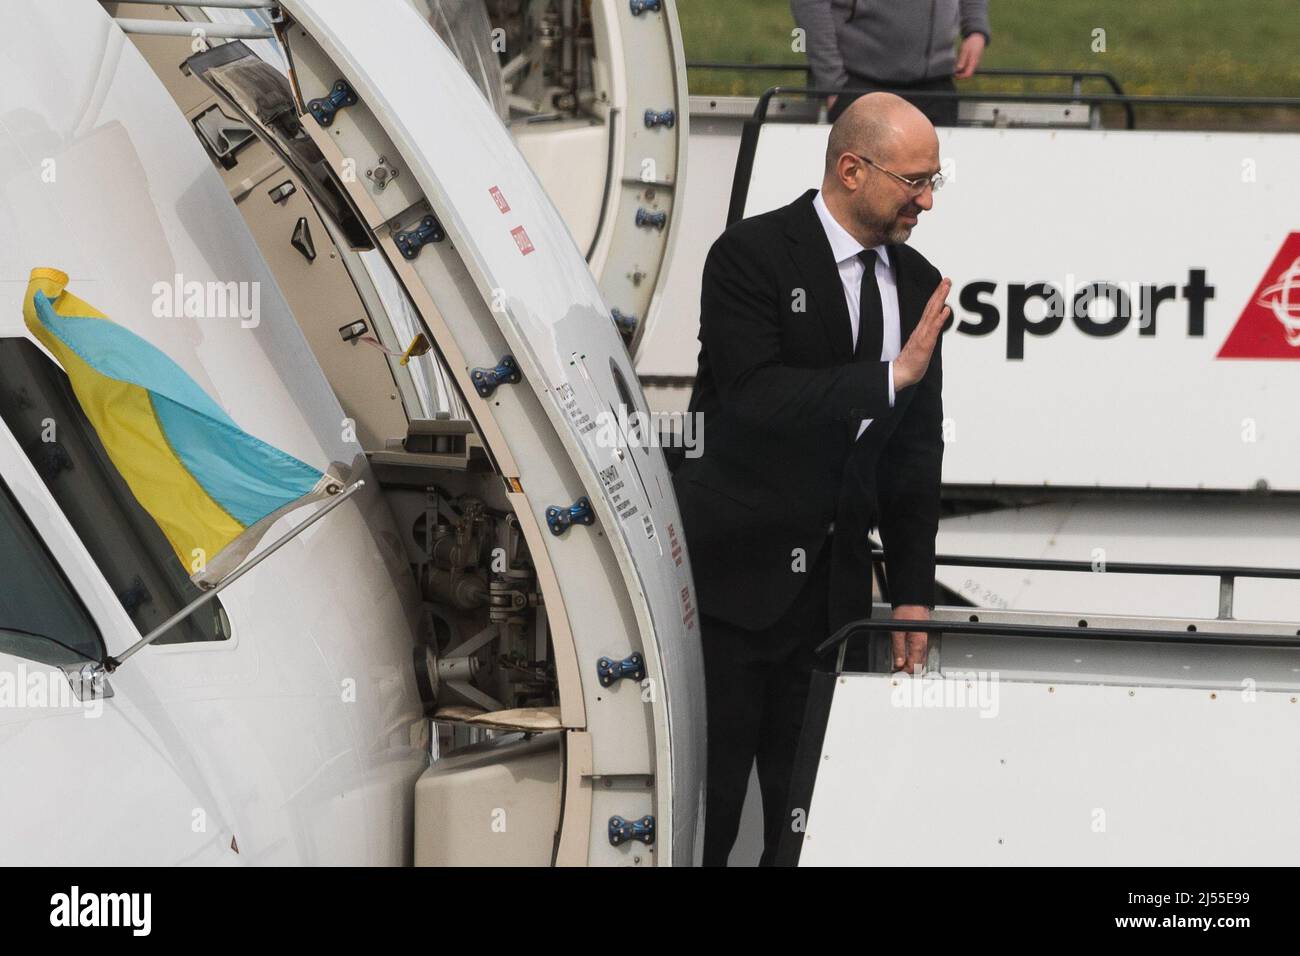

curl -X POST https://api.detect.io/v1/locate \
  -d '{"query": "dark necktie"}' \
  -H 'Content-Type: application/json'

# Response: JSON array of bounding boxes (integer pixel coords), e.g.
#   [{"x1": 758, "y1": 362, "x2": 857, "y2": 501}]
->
[{"x1": 855, "y1": 249, "x2": 884, "y2": 363}]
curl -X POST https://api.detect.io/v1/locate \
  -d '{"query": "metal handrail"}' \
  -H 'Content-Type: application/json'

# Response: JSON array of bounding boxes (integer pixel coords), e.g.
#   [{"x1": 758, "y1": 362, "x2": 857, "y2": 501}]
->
[
  {"x1": 753, "y1": 85, "x2": 1300, "y2": 124},
  {"x1": 686, "y1": 65, "x2": 1136, "y2": 125},
  {"x1": 886, "y1": 550, "x2": 1300, "y2": 581},
  {"x1": 685, "y1": 60, "x2": 812, "y2": 73},
  {"x1": 976, "y1": 67, "x2": 1127, "y2": 90},
  {"x1": 815, "y1": 615, "x2": 1300, "y2": 657},
  {"x1": 688, "y1": 63, "x2": 1127, "y2": 88},
  {"x1": 726, "y1": 83, "x2": 1300, "y2": 224},
  {"x1": 871, "y1": 548, "x2": 1300, "y2": 623}
]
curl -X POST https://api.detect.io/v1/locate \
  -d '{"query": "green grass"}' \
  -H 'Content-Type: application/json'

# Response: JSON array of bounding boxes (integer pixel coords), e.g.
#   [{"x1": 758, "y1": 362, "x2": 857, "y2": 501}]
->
[{"x1": 677, "y1": 0, "x2": 1300, "y2": 127}]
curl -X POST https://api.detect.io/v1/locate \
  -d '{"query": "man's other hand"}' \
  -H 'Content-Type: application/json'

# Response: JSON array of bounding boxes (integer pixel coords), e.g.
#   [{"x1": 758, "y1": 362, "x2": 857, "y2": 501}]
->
[
  {"x1": 891, "y1": 604, "x2": 930, "y2": 673},
  {"x1": 827, "y1": 93, "x2": 839, "y2": 112},
  {"x1": 955, "y1": 33, "x2": 986, "y2": 79},
  {"x1": 894, "y1": 277, "x2": 951, "y2": 389}
]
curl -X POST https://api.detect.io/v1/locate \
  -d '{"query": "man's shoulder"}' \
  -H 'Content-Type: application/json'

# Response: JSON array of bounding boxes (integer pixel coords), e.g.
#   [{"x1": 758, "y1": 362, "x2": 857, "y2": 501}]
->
[{"x1": 708, "y1": 190, "x2": 814, "y2": 259}]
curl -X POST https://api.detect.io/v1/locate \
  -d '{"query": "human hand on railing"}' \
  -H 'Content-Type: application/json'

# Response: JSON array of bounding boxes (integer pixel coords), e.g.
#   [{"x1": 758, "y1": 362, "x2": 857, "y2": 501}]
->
[{"x1": 891, "y1": 604, "x2": 930, "y2": 674}]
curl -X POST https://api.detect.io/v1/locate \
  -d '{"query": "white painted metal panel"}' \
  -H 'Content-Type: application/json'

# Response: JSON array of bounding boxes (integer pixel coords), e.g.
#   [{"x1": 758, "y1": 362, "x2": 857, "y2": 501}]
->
[
  {"x1": 280, "y1": 0, "x2": 704, "y2": 861},
  {"x1": 0, "y1": 0, "x2": 426, "y2": 864},
  {"x1": 585, "y1": 0, "x2": 689, "y2": 357},
  {"x1": 937, "y1": 499, "x2": 1300, "y2": 620},
  {"x1": 636, "y1": 104, "x2": 740, "y2": 384},
  {"x1": 801, "y1": 673, "x2": 1300, "y2": 865}
]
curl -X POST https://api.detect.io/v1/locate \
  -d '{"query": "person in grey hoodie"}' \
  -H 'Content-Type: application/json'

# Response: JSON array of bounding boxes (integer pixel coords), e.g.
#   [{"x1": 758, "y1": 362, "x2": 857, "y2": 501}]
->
[{"x1": 791, "y1": 0, "x2": 991, "y2": 126}]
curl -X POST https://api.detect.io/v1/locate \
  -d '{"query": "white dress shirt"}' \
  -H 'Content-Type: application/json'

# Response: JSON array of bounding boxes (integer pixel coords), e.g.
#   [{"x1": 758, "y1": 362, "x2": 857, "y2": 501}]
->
[{"x1": 812, "y1": 190, "x2": 898, "y2": 438}]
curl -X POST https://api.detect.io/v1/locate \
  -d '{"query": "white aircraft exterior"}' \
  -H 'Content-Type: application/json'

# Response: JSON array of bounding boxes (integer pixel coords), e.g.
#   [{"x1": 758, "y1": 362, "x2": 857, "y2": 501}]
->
[
  {"x1": 8, "y1": 0, "x2": 1295, "y2": 869},
  {"x1": 0, "y1": 0, "x2": 702, "y2": 866}
]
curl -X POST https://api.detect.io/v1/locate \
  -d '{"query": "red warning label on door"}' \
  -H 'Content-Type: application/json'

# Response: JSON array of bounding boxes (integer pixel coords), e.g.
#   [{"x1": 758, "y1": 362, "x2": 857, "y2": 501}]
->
[
  {"x1": 1218, "y1": 232, "x2": 1300, "y2": 358},
  {"x1": 489, "y1": 185, "x2": 510, "y2": 213},
  {"x1": 511, "y1": 225, "x2": 535, "y2": 256},
  {"x1": 680, "y1": 585, "x2": 696, "y2": 631}
]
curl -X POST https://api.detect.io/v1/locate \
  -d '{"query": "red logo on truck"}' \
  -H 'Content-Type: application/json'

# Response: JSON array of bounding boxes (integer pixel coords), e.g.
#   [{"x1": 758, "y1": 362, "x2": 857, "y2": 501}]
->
[
  {"x1": 489, "y1": 185, "x2": 510, "y2": 213},
  {"x1": 1218, "y1": 232, "x2": 1300, "y2": 358}
]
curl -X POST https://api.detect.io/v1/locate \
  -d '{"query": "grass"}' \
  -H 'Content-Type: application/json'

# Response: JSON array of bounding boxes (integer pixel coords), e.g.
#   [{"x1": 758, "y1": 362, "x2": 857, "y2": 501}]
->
[{"x1": 676, "y1": 0, "x2": 1300, "y2": 128}]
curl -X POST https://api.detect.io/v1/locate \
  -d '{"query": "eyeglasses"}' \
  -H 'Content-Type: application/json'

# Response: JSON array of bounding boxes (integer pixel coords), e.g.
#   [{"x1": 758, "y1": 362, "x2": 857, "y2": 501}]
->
[{"x1": 852, "y1": 154, "x2": 945, "y2": 195}]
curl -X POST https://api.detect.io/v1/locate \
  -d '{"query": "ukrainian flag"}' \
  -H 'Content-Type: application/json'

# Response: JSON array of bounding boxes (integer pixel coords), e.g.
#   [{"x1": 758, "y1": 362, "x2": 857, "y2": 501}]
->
[{"x1": 22, "y1": 268, "x2": 340, "y2": 585}]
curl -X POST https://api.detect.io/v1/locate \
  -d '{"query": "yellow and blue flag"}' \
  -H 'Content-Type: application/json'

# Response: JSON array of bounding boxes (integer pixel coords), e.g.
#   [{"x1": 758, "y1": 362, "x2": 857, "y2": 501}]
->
[{"x1": 22, "y1": 267, "x2": 339, "y2": 584}]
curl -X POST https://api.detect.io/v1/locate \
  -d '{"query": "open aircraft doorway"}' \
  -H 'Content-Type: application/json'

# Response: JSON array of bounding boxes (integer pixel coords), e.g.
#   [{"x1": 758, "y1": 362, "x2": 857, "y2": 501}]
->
[{"x1": 1, "y1": 0, "x2": 704, "y2": 867}]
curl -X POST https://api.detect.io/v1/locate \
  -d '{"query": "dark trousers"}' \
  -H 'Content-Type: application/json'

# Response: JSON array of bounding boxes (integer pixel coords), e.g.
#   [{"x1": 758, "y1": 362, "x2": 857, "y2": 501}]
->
[
  {"x1": 828, "y1": 74, "x2": 958, "y2": 127},
  {"x1": 701, "y1": 546, "x2": 832, "y2": 866}
]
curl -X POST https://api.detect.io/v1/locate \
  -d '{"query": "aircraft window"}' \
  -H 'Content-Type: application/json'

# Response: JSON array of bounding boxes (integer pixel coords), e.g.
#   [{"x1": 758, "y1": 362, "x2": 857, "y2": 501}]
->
[
  {"x1": 0, "y1": 480, "x2": 104, "y2": 667},
  {"x1": 186, "y1": 42, "x2": 374, "y2": 251},
  {"x1": 609, "y1": 359, "x2": 650, "y2": 455},
  {"x1": 417, "y1": 0, "x2": 508, "y2": 120},
  {"x1": 0, "y1": 339, "x2": 231, "y2": 645}
]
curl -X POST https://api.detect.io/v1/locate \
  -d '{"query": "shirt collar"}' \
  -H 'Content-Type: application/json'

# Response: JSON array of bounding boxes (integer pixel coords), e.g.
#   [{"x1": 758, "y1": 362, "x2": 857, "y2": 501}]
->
[{"x1": 812, "y1": 189, "x2": 890, "y2": 268}]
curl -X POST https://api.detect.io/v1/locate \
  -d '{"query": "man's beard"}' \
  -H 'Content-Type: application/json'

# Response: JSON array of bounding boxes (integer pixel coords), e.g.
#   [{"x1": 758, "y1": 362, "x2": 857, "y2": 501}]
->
[
  {"x1": 886, "y1": 221, "x2": 915, "y2": 244},
  {"x1": 859, "y1": 202, "x2": 917, "y2": 245}
]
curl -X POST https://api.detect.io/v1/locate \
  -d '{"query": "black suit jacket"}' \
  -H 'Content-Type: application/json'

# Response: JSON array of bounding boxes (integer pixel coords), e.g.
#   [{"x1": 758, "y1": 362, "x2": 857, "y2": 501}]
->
[{"x1": 672, "y1": 188, "x2": 945, "y2": 634}]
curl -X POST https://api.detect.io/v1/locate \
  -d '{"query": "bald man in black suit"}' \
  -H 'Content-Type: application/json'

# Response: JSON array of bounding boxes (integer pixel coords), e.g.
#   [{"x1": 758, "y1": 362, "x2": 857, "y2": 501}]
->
[{"x1": 673, "y1": 93, "x2": 952, "y2": 866}]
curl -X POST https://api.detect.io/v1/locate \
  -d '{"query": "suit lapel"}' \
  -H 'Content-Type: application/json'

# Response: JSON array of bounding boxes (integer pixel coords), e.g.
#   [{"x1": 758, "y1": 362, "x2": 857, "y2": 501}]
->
[
  {"x1": 785, "y1": 189, "x2": 854, "y2": 361},
  {"x1": 891, "y1": 242, "x2": 927, "y2": 344}
]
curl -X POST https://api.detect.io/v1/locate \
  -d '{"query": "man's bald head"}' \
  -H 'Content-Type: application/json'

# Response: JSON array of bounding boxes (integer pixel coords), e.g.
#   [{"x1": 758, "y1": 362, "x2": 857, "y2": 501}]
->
[
  {"x1": 819, "y1": 92, "x2": 941, "y2": 247},
  {"x1": 824, "y1": 92, "x2": 935, "y2": 179}
]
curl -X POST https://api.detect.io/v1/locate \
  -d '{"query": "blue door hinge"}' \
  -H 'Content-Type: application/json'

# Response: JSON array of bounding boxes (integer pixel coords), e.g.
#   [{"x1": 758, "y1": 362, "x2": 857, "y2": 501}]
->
[
  {"x1": 611, "y1": 308, "x2": 637, "y2": 334},
  {"x1": 546, "y1": 496, "x2": 594, "y2": 535},
  {"x1": 608, "y1": 815, "x2": 655, "y2": 846},
  {"x1": 307, "y1": 79, "x2": 358, "y2": 127},
  {"x1": 629, "y1": 0, "x2": 662, "y2": 14},
  {"x1": 636, "y1": 208, "x2": 667, "y2": 230},
  {"x1": 644, "y1": 109, "x2": 675, "y2": 129},
  {"x1": 470, "y1": 355, "x2": 521, "y2": 398},
  {"x1": 596, "y1": 652, "x2": 645, "y2": 687},
  {"x1": 395, "y1": 214, "x2": 446, "y2": 260}
]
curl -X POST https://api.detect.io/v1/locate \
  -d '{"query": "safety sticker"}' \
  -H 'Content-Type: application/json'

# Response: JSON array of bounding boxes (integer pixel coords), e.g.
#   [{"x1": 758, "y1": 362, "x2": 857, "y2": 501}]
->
[
  {"x1": 666, "y1": 521, "x2": 683, "y2": 568},
  {"x1": 597, "y1": 462, "x2": 639, "y2": 525},
  {"x1": 511, "y1": 225, "x2": 535, "y2": 256},
  {"x1": 489, "y1": 185, "x2": 510, "y2": 214},
  {"x1": 556, "y1": 382, "x2": 596, "y2": 435}
]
